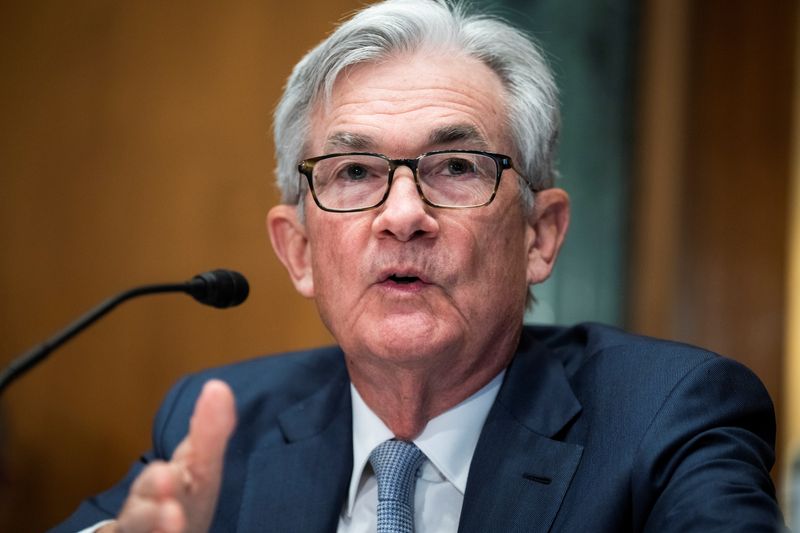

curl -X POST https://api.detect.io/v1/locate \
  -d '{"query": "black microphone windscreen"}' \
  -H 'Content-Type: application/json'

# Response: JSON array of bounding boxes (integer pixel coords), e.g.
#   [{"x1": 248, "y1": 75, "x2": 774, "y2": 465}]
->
[{"x1": 188, "y1": 269, "x2": 249, "y2": 308}]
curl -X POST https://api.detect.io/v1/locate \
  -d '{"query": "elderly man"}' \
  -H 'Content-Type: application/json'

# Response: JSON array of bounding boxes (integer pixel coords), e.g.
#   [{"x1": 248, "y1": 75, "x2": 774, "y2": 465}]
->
[{"x1": 54, "y1": 0, "x2": 784, "y2": 532}]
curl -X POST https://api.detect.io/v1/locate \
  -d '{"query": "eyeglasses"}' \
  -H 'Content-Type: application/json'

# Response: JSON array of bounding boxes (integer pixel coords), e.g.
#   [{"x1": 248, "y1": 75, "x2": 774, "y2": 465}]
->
[{"x1": 298, "y1": 150, "x2": 520, "y2": 213}]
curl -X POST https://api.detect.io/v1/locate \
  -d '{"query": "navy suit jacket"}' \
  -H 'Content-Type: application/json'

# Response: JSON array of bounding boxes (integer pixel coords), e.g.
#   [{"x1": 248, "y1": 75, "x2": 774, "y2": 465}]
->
[{"x1": 53, "y1": 323, "x2": 785, "y2": 532}]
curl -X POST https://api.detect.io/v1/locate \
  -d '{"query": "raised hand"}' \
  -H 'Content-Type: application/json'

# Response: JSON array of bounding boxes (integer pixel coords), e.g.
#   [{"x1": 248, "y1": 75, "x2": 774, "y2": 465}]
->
[{"x1": 99, "y1": 379, "x2": 236, "y2": 533}]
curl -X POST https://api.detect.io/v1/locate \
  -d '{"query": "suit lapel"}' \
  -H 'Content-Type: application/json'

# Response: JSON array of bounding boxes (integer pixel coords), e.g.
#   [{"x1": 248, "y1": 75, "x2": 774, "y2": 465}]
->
[
  {"x1": 237, "y1": 369, "x2": 353, "y2": 532},
  {"x1": 459, "y1": 332, "x2": 584, "y2": 533}
]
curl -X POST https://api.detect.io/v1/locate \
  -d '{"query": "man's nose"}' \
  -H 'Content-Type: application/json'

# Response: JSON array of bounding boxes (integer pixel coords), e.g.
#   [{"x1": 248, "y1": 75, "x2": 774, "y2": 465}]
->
[{"x1": 371, "y1": 168, "x2": 439, "y2": 241}]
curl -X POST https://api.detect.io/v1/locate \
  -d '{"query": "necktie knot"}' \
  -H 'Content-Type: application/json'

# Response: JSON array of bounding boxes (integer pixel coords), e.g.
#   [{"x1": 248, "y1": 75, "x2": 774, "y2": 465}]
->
[{"x1": 369, "y1": 439, "x2": 426, "y2": 532}]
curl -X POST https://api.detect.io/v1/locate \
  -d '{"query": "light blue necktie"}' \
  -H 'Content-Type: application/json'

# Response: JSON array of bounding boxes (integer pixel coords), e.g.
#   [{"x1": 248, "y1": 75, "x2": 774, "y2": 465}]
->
[{"x1": 369, "y1": 439, "x2": 426, "y2": 533}]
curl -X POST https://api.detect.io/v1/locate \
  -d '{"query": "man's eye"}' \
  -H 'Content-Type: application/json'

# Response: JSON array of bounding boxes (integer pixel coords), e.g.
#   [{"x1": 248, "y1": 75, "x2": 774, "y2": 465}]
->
[
  {"x1": 444, "y1": 158, "x2": 475, "y2": 176},
  {"x1": 341, "y1": 164, "x2": 368, "y2": 180}
]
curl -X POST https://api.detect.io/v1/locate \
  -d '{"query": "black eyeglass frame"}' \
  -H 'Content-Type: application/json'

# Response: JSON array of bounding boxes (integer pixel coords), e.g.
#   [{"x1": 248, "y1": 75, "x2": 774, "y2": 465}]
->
[{"x1": 297, "y1": 149, "x2": 530, "y2": 213}]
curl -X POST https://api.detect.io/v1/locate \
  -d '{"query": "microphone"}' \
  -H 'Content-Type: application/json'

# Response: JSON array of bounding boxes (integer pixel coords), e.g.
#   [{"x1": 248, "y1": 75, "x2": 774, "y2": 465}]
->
[
  {"x1": 187, "y1": 269, "x2": 249, "y2": 308},
  {"x1": 0, "y1": 269, "x2": 249, "y2": 395}
]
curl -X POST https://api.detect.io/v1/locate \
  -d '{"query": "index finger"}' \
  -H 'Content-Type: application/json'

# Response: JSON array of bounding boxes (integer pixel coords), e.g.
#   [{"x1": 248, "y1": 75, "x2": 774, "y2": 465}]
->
[{"x1": 186, "y1": 379, "x2": 237, "y2": 467}]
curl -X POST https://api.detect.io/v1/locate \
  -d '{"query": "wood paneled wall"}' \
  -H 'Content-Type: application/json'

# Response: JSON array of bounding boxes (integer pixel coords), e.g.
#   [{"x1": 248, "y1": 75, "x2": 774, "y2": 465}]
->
[
  {"x1": 784, "y1": 0, "x2": 800, "y2": 509},
  {"x1": 630, "y1": 0, "x2": 798, "y2": 490},
  {"x1": 0, "y1": 1, "x2": 362, "y2": 530}
]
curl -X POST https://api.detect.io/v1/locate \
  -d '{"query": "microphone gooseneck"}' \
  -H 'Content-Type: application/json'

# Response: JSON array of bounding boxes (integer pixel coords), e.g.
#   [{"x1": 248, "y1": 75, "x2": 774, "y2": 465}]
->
[{"x1": 0, "y1": 269, "x2": 249, "y2": 395}]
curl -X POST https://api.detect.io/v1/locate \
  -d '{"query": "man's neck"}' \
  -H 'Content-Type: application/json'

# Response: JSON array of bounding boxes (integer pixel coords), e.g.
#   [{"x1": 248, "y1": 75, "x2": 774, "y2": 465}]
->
[{"x1": 345, "y1": 334, "x2": 519, "y2": 440}]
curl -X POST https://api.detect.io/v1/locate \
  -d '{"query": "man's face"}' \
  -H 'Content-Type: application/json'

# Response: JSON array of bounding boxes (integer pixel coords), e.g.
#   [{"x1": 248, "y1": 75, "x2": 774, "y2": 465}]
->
[{"x1": 270, "y1": 51, "x2": 566, "y2": 383}]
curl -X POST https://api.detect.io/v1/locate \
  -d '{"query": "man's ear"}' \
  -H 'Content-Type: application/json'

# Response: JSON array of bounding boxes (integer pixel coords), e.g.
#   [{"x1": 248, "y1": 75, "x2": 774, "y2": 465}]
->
[
  {"x1": 267, "y1": 205, "x2": 315, "y2": 298},
  {"x1": 526, "y1": 188, "x2": 570, "y2": 285}
]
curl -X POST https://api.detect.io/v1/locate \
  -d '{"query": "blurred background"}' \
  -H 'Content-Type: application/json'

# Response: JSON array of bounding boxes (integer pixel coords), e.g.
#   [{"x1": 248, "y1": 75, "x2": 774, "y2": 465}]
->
[{"x1": 0, "y1": 0, "x2": 797, "y2": 530}]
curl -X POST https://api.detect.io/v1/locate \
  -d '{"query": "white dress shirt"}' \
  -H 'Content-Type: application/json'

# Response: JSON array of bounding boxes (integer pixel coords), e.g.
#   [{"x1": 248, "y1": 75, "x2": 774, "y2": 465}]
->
[{"x1": 337, "y1": 371, "x2": 504, "y2": 533}]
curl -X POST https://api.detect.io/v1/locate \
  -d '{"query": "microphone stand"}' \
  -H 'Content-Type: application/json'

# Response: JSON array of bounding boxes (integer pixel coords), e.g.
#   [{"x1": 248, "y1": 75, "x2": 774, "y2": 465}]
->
[
  {"x1": 0, "y1": 269, "x2": 249, "y2": 395},
  {"x1": 0, "y1": 282, "x2": 188, "y2": 395}
]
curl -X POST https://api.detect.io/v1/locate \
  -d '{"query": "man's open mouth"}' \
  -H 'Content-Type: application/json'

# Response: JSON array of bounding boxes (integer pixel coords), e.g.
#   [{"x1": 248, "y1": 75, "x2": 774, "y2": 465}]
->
[{"x1": 388, "y1": 274, "x2": 421, "y2": 284}]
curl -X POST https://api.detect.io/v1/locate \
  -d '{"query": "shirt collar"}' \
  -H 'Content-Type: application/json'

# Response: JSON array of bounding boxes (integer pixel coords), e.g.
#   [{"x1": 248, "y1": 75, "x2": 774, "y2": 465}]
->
[{"x1": 344, "y1": 370, "x2": 505, "y2": 517}]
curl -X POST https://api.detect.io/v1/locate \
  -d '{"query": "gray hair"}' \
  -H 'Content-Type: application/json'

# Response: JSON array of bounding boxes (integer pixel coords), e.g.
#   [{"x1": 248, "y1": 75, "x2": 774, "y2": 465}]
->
[{"x1": 272, "y1": 0, "x2": 560, "y2": 210}]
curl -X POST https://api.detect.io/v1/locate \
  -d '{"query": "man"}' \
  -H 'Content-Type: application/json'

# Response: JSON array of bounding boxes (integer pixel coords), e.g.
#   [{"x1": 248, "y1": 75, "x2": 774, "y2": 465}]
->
[{"x1": 54, "y1": 0, "x2": 785, "y2": 531}]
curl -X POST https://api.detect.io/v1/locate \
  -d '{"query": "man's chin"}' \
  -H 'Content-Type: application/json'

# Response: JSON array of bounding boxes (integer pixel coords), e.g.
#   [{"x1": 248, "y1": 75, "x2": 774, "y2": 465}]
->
[{"x1": 356, "y1": 318, "x2": 461, "y2": 363}]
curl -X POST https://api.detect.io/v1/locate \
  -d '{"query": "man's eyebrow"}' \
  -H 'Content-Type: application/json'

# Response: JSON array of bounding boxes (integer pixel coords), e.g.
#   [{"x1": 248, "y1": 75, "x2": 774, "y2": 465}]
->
[
  {"x1": 324, "y1": 132, "x2": 375, "y2": 152},
  {"x1": 427, "y1": 124, "x2": 489, "y2": 149},
  {"x1": 323, "y1": 125, "x2": 489, "y2": 153}
]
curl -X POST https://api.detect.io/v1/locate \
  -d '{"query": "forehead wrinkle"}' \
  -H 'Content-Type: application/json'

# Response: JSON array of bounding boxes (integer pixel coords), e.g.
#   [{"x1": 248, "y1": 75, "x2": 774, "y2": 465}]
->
[{"x1": 338, "y1": 86, "x2": 498, "y2": 116}]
